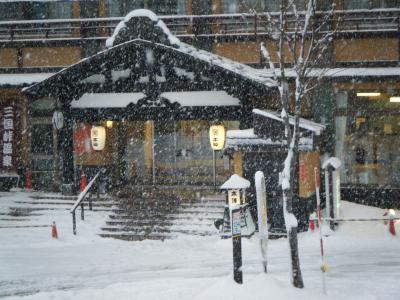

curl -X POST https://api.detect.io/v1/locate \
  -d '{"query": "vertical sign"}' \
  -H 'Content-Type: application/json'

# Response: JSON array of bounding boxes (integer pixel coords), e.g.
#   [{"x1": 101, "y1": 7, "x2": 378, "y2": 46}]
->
[
  {"x1": 255, "y1": 171, "x2": 268, "y2": 273},
  {"x1": 228, "y1": 189, "x2": 241, "y2": 206},
  {"x1": 299, "y1": 151, "x2": 320, "y2": 198},
  {"x1": 333, "y1": 170, "x2": 341, "y2": 219},
  {"x1": 74, "y1": 124, "x2": 93, "y2": 154},
  {"x1": 0, "y1": 103, "x2": 16, "y2": 172},
  {"x1": 231, "y1": 207, "x2": 243, "y2": 284}
]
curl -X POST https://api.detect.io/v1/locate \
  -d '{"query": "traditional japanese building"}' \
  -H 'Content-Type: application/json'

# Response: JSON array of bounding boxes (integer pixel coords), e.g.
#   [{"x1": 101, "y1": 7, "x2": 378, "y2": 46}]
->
[
  {"x1": 22, "y1": 11, "x2": 278, "y2": 194},
  {"x1": 0, "y1": 1, "x2": 399, "y2": 208}
]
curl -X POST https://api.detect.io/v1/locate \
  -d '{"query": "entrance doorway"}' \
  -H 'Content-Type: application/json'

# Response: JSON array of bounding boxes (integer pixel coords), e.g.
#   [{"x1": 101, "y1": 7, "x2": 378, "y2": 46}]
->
[{"x1": 122, "y1": 120, "x2": 239, "y2": 185}]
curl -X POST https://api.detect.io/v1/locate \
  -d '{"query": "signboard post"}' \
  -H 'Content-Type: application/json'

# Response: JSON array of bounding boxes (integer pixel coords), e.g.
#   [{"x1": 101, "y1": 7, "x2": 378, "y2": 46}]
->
[
  {"x1": 220, "y1": 174, "x2": 250, "y2": 284},
  {"x1": 0, "y1": 103, "x2": 17, "y2": 172},
  {"x1": 209, "y1": 125, "x2": 225, "y2": 188},
  {"x1": 231, "y1": 207, "x2": 243, "y2": 284},
  {"x1": 255, "y1": 171, "x2": 268, "y2": 273},
  {"x1": 322, "y1": 157, "x2": 342, "y2": 230}
]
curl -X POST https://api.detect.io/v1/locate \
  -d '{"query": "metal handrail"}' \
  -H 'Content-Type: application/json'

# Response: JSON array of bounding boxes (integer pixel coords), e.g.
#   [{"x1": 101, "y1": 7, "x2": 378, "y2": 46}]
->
[
  {"x1": 70, "y1": 170, "x2": 102, "y2": 235},
  {"x1": 0, "y1": 10, "x2": 398, "y2": 42}
]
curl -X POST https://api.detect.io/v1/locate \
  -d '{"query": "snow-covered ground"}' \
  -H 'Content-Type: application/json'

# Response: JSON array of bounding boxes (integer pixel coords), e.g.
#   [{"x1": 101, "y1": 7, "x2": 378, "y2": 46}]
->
[{"x1": 1, "y1": 191, "x2": 399, "y2": 299}]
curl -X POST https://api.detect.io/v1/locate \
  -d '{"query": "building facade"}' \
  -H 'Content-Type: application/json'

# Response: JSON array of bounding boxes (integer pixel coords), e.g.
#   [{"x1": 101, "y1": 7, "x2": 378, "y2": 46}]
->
[{"x1": 0, "y1": 1, "x2": 399, "y2": 206}]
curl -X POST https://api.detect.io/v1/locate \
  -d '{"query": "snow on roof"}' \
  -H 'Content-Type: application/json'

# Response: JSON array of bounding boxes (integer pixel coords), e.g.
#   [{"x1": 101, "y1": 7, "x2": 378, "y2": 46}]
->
[
  {"x1": 161, "y1": 91, "x2": 240, "y2": 106},
  {"x1": 70, "y1": 93, "x2": 146, "y2": 109},
  {"x1": 225, "y1": 128, "x2": 313, "y2": 151},
  {"x1": 106, "y1": 9, "x2": 180, "y2": 48},
  {"x1": 322, "y1": 157, "x2": 342, "y2": 169},
  {"x1": 176, "y1": 42, "x2": 277, "y2": 88},
  {"x1": 0, "y1": 73, "x2": 54, "y2": 86},
  {"x1": 227, "y1": 129, "x2": 258, "y2": 139},
  {"x1": 253, "y1": 109, "x2": 326, "y2": 135},
  {"x1": 105, "y1": 10, "x2": 276, "y2": 88},
  {"x1": 220, "y1": 174, "x2": 250, "y2": 190}
]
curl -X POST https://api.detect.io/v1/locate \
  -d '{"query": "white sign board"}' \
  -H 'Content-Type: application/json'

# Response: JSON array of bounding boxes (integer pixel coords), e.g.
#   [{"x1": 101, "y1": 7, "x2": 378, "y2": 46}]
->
[
  {"x1": 52, "y1": 111, "x2": 64, "y2": 130},
  {"x1": 255, "y1": 171, "x2": 268, "y2": 239},
  {"x1": 228, "y1": 189, "x2": 241, "y2": 206},
  {"x1": 231, "y1": 208, "x2": 242, "y2": 237}
]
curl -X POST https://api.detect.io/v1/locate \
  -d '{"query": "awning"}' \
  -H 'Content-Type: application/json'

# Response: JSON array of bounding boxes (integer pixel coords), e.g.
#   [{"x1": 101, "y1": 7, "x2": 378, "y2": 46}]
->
[
  {"x1": 253, "y1": 109, "x2": 326, "y2": 135},
  {"x1": 225, "y1": 128, "x2": 313, "y2": 151},
  {"x1": 161, "y1": 91, "x2": 240, "y2": 106},
  {"x1": 70, "y1": 93, "x2": 146, "y2": 108},
  {"x1": 71, "y1": 91, "x2": 241, "y2": 108},
  {"x1": 0, "y1": 73, "x2": 54, "y2": 87}
]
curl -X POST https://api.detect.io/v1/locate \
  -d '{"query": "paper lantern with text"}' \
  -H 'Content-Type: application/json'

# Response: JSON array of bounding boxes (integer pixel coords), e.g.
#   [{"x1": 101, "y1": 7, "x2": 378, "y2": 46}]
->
[
  {"x1": 209, "y1": 125, "x2": 226, "y2": 151},
  {"x1": 91, "y1": 126, "x2": 106, "y2": 151}
]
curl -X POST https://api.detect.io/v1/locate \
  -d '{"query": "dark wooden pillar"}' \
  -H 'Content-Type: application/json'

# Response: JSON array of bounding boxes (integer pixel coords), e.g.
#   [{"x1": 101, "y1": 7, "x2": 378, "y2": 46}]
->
[
  {"x1": 60, "y1": 104, "x2": 75, "y2": 195},
  {"x1": 117, "y1": 121, "x2": 127, "y2": 187}
]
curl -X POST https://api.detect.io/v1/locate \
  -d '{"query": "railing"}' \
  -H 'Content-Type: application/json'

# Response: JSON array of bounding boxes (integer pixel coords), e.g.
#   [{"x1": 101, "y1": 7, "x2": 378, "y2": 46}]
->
[
  {"x1": 0, "y1": 9, "x2": 398, "y2": 43},
  {"x1": 70, "y1": 170, "x2": 102, "y2": 235}
]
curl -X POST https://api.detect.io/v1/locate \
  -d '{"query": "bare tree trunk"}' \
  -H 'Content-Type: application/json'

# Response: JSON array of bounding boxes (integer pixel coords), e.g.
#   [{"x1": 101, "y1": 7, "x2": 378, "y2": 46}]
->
[
  {"x1": 281, "y1": 80, "x2": 304, "y2": 288},
  {"x1": 260, "y1": 0, "x2": 333, "y2": 287},
  {"x1": 279, "y1": 0, "x2": 304, "y2": 288}
]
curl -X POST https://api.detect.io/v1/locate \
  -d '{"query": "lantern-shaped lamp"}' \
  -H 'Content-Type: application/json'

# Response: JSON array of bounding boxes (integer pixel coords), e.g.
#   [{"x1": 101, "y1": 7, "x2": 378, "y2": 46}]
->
[
  {"x1": 106, "y1": 120, "x2": 113, "y2": 128},
  {"x1": 221, "y1": 174, "x2": 250, "y2": 208},
  {"x1": 209, "y1": 124, "x2": 226, "y2": 151},
  {"x1": 91, "y1": 126, "x2": 106, "y2": 151}
]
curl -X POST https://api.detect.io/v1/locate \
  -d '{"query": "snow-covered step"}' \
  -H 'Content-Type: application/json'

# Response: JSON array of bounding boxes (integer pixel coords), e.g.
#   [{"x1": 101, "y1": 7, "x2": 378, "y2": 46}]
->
[
  {"x1": 107, "y1": 214, "x2": 217, "y2": 222},
  {"x1": 9, "y1": 206, "x2": 114, "y2": 212},
  {"x1": 100, "y1": 189, "x2": 224, "y2": 241},
  {"x1": 14, "y1": 200, "x2": 113, "y2": 207},
  {"x1": 98, "y1": 232, "x2": 172, "y2": 241},
  {"x1": 0, "y1": 193, "x2": 116, "y2": 230}
]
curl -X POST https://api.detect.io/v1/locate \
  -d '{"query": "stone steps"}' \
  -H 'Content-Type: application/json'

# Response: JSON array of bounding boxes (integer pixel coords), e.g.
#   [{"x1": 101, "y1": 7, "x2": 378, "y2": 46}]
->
[
  {"x1": 100, "y1": 190, "x2": 225, "y2": 241},
  {"x1": 0, "y1": 193, "x2": 114, "y2": 229},
  {"x1": 14, "y1": 200, "x2": 113, "y2": 207}
]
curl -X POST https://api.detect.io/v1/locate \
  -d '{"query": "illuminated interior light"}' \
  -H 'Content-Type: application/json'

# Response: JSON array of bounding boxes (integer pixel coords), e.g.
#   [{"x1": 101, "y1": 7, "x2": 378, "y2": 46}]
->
[
  {"x1": 106, "y1": 120, "x2": 113, "y2": 128},
  {"x1": 356, "y1": 92, "x2": 381, "y2": 97},
  {"x1": 389, "y1": 97, "x2": 400, "y2": 103}
]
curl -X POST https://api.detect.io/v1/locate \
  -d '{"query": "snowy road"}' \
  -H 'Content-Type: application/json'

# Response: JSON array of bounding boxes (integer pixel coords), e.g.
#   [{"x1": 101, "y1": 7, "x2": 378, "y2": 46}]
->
[{"x1": 1, "y1": 192, "x2": 400, "y2": 299}]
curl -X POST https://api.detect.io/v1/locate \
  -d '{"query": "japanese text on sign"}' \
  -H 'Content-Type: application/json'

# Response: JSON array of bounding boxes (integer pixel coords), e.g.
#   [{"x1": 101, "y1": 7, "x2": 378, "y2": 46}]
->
[{"x1": 1, "y1": 106, "x2": 14, "y2": 169}]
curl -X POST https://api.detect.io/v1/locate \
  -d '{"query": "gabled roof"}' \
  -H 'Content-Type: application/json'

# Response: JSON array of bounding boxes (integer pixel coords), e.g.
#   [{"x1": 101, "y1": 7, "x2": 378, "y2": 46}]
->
[
  {"x1": 23, "y1": 38, "x2": 277, "y2": 101},
  {"x1": 23, "y1": 9, "x2": 277, "y2": 103}
]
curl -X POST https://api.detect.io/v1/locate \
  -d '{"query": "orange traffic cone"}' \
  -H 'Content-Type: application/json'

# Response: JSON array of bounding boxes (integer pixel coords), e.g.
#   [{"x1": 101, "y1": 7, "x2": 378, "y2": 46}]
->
[
  {"x1": 309, "y1": 213, "x2": 315, "y2": 232},
  {"x1": 25, "y1": 170, "x2": 32, "y2": 191},
  {"x1": 51, "y1": 221, "x2": 58, "y2": 239},
  {"x1": 80, "y1": 171, "x2": 87, "y2": 192},
  {"x1": 389, "y1": 219, "x2": 396, "y2": 236}
]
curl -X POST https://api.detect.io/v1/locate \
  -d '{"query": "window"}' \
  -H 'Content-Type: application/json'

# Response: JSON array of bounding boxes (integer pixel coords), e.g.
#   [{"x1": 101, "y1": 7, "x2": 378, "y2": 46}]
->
[
  {"x1": 335, "y1": 90, "x2": 400, "y2": 186},
  {"x1": 344, "y1": 0, "x2": 399, "y2": 9},
  {"x1": 0, "y1": 1, "x2": 72, "y2": 21},
  {"x1": 220, "y1": 0, "x2": 312, "y2": 13},
  {"x1": 107, "y1": 0, "x2": 182, "y2": 17}
]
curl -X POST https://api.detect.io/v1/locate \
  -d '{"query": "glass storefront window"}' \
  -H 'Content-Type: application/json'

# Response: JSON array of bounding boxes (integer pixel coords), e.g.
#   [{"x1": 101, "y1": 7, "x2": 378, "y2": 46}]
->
[{"x1": 335, "y1": 90, "x2": 400, "y2": 186}]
